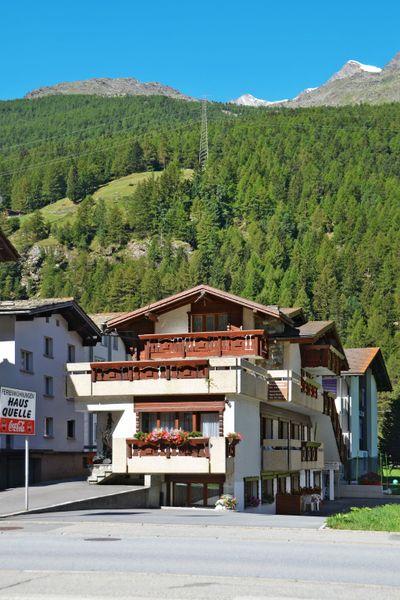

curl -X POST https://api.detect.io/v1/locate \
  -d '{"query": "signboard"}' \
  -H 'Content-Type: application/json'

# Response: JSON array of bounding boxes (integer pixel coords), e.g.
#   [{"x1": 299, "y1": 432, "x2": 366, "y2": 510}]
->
[{"x1": 0, "y1": 386, "x2": 36, "y2": 435}]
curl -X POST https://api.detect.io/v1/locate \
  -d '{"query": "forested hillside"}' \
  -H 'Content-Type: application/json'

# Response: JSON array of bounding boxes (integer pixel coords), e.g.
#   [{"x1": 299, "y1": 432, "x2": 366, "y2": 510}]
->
[{"x1": 0, "y1": 96, "x2": 399, "y2": 378}]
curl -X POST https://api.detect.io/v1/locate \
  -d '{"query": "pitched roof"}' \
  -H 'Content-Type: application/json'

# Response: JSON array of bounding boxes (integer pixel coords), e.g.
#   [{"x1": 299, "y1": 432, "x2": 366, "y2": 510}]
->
[
  {"x1": 0, "y1": 298, "x2": 101, "y2": 345},
  {"x1": 297, "y1": 321, "x2": 335, "y2": 339},
  {"x1": 280, "y1": 307, "x2": 302, "y2": 318},
  {"x1": 0, "y1": 230, "x2": 19, "y2": 262},
  {"x1": 343, "y1": 347, "x2": 392, "y2": 392},
  {"x1": 108, "y1": 284, "x2": 291, "y2": 328},
  {"x1": 89, "y1": 312, "x2": 129, "y2": 328}
]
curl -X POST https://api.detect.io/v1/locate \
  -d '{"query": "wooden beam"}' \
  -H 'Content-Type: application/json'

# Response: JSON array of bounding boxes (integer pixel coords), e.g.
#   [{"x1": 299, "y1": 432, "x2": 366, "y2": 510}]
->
[{"x1": 145, "y1": 311, "x2": 158, "y2": 322}]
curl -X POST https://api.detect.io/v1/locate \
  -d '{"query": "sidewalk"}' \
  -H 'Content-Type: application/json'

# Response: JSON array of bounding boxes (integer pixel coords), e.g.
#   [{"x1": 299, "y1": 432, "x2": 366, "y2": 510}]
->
[{"x1": 0, "y1": 479, "x2": 146, "y2": 517}]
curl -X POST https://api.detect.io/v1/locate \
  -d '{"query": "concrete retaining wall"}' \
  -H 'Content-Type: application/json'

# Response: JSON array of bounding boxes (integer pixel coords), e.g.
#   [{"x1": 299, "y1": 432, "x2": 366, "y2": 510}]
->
[{"x1": 339, "y1": 484, "x2": 384, "y2": 499}]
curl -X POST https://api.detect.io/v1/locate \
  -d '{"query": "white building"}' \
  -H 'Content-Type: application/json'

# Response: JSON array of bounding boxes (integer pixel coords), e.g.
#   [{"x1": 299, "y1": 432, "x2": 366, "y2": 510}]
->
[
  {"x1": 324, "y1": 348, "x2": 391, "y2": 481},
  {"x1": 81, "y1": 313, "x2": 128, "y2": 456},
  {"x1": 66, "y1": 285, "x2": 375, "y2": 512},
  {"x1": 0, "y1": 298, "x2": 101, "y2": 488}
]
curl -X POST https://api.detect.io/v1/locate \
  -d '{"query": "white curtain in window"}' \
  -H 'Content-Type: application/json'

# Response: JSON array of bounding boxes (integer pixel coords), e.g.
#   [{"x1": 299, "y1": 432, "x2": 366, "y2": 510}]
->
[
  {"x1": 200, "y1": 413, "x2": 219, "y2": 437},
  {"x1": 160, "y1": 413, "x2": 175, "y2": 431}
]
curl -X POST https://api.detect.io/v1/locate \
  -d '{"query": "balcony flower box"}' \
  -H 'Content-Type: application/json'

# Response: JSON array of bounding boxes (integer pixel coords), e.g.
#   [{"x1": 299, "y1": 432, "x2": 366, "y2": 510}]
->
[{"x1": 226, "y1": 432, "x2": 243, "y2": 457}]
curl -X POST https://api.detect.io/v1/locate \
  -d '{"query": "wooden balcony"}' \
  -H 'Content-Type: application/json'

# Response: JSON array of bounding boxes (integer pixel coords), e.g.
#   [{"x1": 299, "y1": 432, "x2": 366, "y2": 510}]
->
[
  {"x1": 134, "y1": 330, "x2": 268, "y2": 361},
  {"x1": 91, "y1": 359, "x2": 209, "y2": 383},
  {"x1": 300, "y1": 344, "x2": 344, "y2": 376}
]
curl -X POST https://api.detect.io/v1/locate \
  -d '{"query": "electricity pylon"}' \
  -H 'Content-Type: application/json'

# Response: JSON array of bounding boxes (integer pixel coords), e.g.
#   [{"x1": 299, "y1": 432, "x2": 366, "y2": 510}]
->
[{"x1": 199, "y1": 99, "x2": 208, "y2": 170}]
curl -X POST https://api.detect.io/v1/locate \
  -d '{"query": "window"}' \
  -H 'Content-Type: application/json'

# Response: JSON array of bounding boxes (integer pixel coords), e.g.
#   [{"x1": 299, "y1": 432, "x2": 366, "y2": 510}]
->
[
  {"x1": 45, "y1": 316, "x2": 50, "y2": 324},
  {"x1": 44, "y1": 417, "x2": 54, "y2": 438},
  {"x1": 112, "y1": 336, "x2": 118, "y2": 351},
  {"x1": 67, "y1": 344, "x2": 76, "y2": 362},
  {"x1": 261, "y1": 478, "x2": 274, "y2": 503},
  {"x1": 140, "y1": 411, "x2": 218, "y2": 435},
  {"x1": 101, "y1": 335, "x2": 108, "y2": 347},
  {"x1": 305, "y1": 470, "x2": 311, "y2": 487},
  {"x1": 290, "y1": 422, "x2": 301, "y2": 440},
  {"x1": 191, "y1": 313, "x2": 229, "y2": 332},
  {"x1": 261, "y1": 417, "x2": 274, "y2": 440},
  {"x1": 200, "y1": 413, "x2": 219, "y2": 437},
  {"x1": 291, "y1": 473, "x2": 300, "y2": 493},
  {"x1": 278, "y1": 420, "x2": 289, "y2": 439},
  {"x1": 67, "y1": 419, "x2": 76, "y2": 439},
  {"x1": 277, "y1": 476, "x2": 287, "y2": 494},
  {"x1": 244, "y1": 478, "x2": 259, "y2": 508},
  {"x1": 44, "y1": 376, "x2": 54, "y2": 397},
  {"x1": 44, "y1": 336, "x2": 53, "y2": 358},
  {"x1": 20, "y1": 349, "x2": 33, "y2": 373}
]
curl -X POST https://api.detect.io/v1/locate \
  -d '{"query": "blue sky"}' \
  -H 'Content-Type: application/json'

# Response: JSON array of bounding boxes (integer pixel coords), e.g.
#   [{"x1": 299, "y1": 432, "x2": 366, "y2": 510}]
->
[{"x1": 1, "y1": 0, "x2": 399, "y2": 101}]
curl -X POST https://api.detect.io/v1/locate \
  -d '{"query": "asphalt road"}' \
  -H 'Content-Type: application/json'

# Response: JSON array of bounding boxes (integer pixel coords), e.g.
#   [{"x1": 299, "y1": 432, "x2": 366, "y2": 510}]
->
[{"x1": 1, "y1": 509, "x2": 400, "y2": 599}]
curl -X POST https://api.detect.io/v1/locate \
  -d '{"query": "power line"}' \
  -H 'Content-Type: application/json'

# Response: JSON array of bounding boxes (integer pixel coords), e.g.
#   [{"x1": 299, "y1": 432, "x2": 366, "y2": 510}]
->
[
  {"x1": 0, "y1": 114, "x2": 230, "y2": 178},
  {"x1": 199, "y1": 99, "x2": 208, "y2": 170}
]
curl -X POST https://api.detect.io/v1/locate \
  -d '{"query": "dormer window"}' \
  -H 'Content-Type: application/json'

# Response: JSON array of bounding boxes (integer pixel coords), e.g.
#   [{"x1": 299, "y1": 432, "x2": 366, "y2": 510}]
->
[{"x1": 191, "y1": 313, "x2": 229, "y2": 332}]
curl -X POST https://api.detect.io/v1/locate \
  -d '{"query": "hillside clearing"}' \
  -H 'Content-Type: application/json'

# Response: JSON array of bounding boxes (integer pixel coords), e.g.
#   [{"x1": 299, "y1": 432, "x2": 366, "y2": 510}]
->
[{"x1": 15, "y1": 168, "x2": 194, "y2": 233}]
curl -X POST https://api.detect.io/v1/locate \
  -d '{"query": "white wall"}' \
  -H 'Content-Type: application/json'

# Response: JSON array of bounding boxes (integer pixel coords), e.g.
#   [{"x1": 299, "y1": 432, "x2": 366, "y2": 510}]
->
[
  {"x1": 283, "y1": 342, "x2": 301, "y2": 372},
  {"x1": 83, "y1": 334, "x2": 127, "y2": 363},
  {"x1": 368, "y1": 370, "x2": 378, "y2": 458},
  {"x1": 232, "y1": 395, "x2": 261, "y2": 510},
  {"x1": 154, "y1": 304, "x2": 190, "y2": 334},
  {"x1": 0, "y1": 313, "x2": 88, "y2": 453}
]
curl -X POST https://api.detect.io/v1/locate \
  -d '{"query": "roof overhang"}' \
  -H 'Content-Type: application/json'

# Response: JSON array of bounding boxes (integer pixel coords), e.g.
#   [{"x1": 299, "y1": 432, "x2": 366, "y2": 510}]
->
[
  {"x1": 0, "y1": 300, "x2": 101, "y2": 346},
  {"x1": 107, "y1": 285, "x2": 293, "y2": 330},
  {"x1": 0, "y1": 231, "x2": 19, "y2": 262},
  {"x1": 343, "y1": 348, "x2": 392, "y2": 392}
]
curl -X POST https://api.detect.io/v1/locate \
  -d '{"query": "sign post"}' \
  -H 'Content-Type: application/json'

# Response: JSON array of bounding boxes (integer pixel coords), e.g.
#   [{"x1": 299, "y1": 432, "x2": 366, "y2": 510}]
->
[{"x1": 0, "y1": 386, "x2": 36, "y2": 511}]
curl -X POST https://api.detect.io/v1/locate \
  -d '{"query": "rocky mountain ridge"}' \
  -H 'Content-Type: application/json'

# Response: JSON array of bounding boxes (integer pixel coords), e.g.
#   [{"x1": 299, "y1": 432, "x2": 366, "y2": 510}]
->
[
  {"x1": 25, "y1": 77, "x2": 194, "y2": 101},
  {"x1": 231, "y1": 52, "x2": 400, "y2": 108},
  {"x1": 24, "y1": 52, "x2": 400, "y2": 108}
]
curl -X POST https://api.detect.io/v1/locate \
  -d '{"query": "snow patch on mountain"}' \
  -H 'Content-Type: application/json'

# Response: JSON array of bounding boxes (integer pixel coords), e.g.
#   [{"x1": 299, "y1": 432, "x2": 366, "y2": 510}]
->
[{"x1": 230, "y1": 93, "x2": 288, "y2": 107}]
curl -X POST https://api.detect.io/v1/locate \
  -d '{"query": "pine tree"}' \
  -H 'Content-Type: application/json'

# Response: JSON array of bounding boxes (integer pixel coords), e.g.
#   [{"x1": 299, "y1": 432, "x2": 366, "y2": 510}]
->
[
  {"x1": 66, "y1": 165, "x2": 81, "y2": 202},
  {"x1": 380, "y1": 387, "x2": 400, "y2": 467}
]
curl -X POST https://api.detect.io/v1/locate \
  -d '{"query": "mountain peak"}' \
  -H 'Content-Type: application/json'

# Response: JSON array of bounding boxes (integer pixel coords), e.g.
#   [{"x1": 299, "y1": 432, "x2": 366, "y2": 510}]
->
[
  {"x1": 328, "y1": 59, "x2": 381, "y2": 83},
  {"x1": 230, "y1": 93, "x2": 288, "y2": 107}
]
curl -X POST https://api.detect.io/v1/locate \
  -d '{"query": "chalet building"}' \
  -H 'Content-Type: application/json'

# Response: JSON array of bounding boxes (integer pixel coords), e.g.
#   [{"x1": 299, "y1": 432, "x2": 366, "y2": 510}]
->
[
  {"x1": 0, "y1": 230, "x2": 19, "y2": 263},
  {"x1": 66, "y1": 284, "x2": 387, "y2": 511},
  {"x1": 0, "y1": 299, "x2": 101, "y2": 488}
]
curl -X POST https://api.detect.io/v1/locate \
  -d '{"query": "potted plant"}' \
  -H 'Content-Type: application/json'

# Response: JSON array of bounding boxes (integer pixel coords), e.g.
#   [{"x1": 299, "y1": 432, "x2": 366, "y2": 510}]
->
[
  {"x1": 226, "y1": 432, "x2": 243, "y2": 457},
  {"x1": 215, "y1": 494, "x2": 237, "y2": 510}
]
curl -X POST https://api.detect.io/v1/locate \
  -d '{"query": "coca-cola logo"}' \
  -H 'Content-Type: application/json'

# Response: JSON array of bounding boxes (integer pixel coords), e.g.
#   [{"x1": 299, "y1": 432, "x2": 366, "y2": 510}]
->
[{"x1": 8, "y1": 420, "x2": 26, "y2": 433}]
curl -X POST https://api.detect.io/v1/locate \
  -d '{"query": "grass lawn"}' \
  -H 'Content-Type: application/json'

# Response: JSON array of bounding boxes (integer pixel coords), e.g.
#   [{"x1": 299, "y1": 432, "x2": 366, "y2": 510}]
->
[{"x1": 327, "y1": 504, "x2": 400, "y2": 532}]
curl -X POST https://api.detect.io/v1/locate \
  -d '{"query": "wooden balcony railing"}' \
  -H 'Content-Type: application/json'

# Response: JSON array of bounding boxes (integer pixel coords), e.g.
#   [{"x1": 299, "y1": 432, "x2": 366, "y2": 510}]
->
[
  {"x1": 132, "y1": 330, "x2": 268, "y2": 361},
  {"x1": 91, "y1": 359, "x2": 209, "y2": 383},
  {"x1": 301, "y1": 345, "x2": 343, "y2": 376}
]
